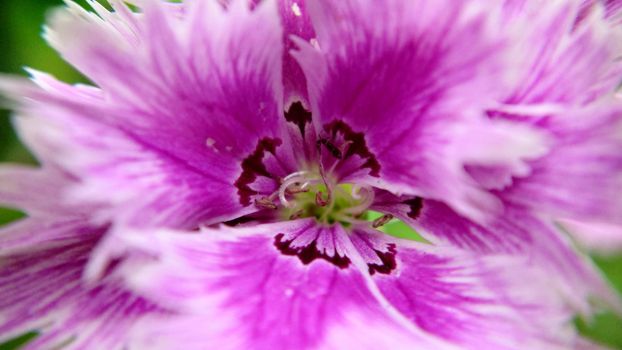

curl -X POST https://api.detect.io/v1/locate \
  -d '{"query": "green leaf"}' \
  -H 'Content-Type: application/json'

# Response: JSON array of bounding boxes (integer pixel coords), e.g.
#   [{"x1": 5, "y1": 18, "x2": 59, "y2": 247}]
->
[
  {"x1": 0, "y1": 207, "x2": 26, "y2": 226},
  {"x1": 0, "y1": 332, "x2": 38, "y2": 350}
]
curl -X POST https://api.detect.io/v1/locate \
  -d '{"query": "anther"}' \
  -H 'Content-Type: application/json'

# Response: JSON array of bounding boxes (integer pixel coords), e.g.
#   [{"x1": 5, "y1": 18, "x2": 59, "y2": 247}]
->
[
  {"x1": 279, "y1": 172, "x2": 313, "y2": 208},
  {"x1": 372, "y1": 214, "x2": 394, "y2": 228},
  {"x1": 315, "y1": 191, "x2": 328, "y2": 207},
  {"x1": 286, "y1": 184, "x2": 309, "y2": 195},
  {"x1": 254, "y1": 197, "x2": 278, "y2": 210}
]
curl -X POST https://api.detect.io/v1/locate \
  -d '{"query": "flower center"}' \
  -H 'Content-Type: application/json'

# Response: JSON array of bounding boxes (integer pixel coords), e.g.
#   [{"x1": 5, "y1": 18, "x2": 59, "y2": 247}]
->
[
  {"x1": 254, "y1": 170, "x2": 376, "y2": 227},
  {"x1": 235, "y1": 102, "x2": 396, "y2": 229}
]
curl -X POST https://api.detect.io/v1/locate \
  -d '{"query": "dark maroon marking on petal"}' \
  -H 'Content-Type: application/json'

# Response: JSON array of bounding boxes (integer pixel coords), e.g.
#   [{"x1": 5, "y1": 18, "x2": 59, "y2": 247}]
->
[
  {"x1": 403, "y1": 197, "x2": 423, "y2": 219},
  {"x1": 274, "y1": 233, "x2": 350, "y2": 269},
  {"x1": 284, "y1": 101, "x2": 312, "y2": 136},
  {"x1": 368, "y1": 244, "x2": 397, "y2": 275},
  {"x1": 234, "y1": 138, "x2": 282, "y2": 206},
  {"x1": 324, "y1": 120, "x2": 381, "y2": 177}
]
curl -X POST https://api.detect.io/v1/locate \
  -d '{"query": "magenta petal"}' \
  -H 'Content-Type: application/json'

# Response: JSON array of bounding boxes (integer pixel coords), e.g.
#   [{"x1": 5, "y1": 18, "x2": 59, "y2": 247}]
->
[
  {"x1": 0, "y1": 218, "x2": 92, "y2": 254},
  {"x1": 578, "y1": 0, "x2": 622, "y2": 24},
  {"x1": 561, "y1": 219, "x2": 622, "y2": 254},
  {"x1": 371, "y1": 242, "x2": 581, "y2": 349},
  {"x1": 0, "y1": 230, "x2": 165, "y2": 349},
  {"x1": 278, "y1": 0, "x2": 315, "y2": 104},
  {"x1": 114, "y1": 221, "x2": 454, "y2": 350},
  {"x1": 605, "y1": 0, "x2": 622, "y2": 19},
  {"x1": 0, "y1": 165, "x2": 102, "y2": 252},
  {"x1": 488, "y1": 2, "x2": 622, "y2": 223},
  {"x1": 13, "y1": 108, "x2": 250, "y2": 229},
  {"x1": 500, "y1": 104, "x2": 622, "y2": 224},
  {"x1": 45, "y1": 1, "x2": 284, "y2": 118},
  {"x1": 414, "y1": 200, "x2": 621, "y2": 315},
  {"x1": 0, "y1": 162, "x2": 165, "y2": 348},
  {"x1": 503, "y1": 1, "x2": 622, "y2": 105},
  {"x1": 292, "y1": 0, "x2": 548, "y2": 222},
  {"x1": 0, "y1": 165, "x2": 83, "y2": 217},
  {"x1": 1, "y1": 0, "x2": 288, "y2": 228}
]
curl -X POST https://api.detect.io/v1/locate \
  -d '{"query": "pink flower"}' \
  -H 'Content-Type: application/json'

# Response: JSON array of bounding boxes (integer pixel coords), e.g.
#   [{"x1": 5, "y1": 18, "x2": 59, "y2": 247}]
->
[{"x1": 0, "y1": 1, "x2": 620, "y2": 349}]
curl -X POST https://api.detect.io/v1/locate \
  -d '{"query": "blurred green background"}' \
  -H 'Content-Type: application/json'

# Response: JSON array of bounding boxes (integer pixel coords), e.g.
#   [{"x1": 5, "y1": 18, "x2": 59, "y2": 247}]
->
[{"x1": 0, "y1": 0, "x2": 620, "y2": 348}]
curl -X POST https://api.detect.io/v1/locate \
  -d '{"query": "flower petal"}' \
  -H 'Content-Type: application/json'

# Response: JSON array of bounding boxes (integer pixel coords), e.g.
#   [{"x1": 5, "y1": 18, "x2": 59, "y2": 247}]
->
[
  {"x1": 578, "y1": 0, "x2": 622, "y2": 24},
  {"x1": 112, "y1": 220, "x2": 456, "y2": 350},
  {"x1": 45, "y1": 0, "x2": 284, "y2": 116},
  {"x1": 414, "y1": 200, "x2": 621, "y2": 315},
  {"x1": 293, "y1": 0, "x2": 546, "y2": 222},
  {"x1": 0, "y1": 230, "x2": 166, "y2": 349},
  {"x1": 499, "y1": 103, "x2": 622, "y2": 224},
  {"x1": 2, "y1": 0, "x2": 287, "y2": 228},
  {"x1": 0, "y1": 164, "x2": 102, "y2": 253},
  {"x1": 105, "y1": 218, "x2": 593, "y2": 349},
  {"x1": 0, "y1": 165, "x2": 81, "y2": 217},
  {"x1": 560, "y1": 219, "x2": 622, "y2": 254},
  {"x1": 277, "y1": 0, "x2": 315, "y2": 104},
  {"x1": 0, "y1": 217, "x2": 89, "y2": 254},
  {"x1": 489, "y1": 2, "x2": 622, "y2": 223},
  {"x1": 368, "y1": 238, "x2": 583, "y2": 349},
  {"x1": 502, "y1": 0, "x2": 622, "y2": 105},
  {"x1": 0, "y1": 155, "x2": 166, "y2": 348}
]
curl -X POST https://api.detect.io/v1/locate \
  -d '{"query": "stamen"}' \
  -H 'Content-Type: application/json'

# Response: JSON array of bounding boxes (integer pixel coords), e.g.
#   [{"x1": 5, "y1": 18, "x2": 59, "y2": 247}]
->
[
  {"x1": 254, "y1": 197, "x2": 278, "y2": 210},
  {"x1": 332, "y1": 214, "x2": 369, "y2": 226},
  {"x1": 279, "y1": 173, "x2": 311, "y2": 207},
  {"x1": 342, "y1": 187, "x2": 375, "y2": 215},
  {"x1": 351, "y1": 184, "x2": 363, "y2": 199},
  {"x1": 317, "y1": 161, "x2": 333, "y2": 201},
  {"x1": 286, "y1": 184, "x2": 309, "y2": 195},
  {"x1": 283, "y1": 170, "x2": 309, "y2": 182},
  {"x1": 315, "y1": 191, "x2": 328, "y2": 207},
  {"x1": 372, "y1": 214, "x2": 394, "y2": 228}
]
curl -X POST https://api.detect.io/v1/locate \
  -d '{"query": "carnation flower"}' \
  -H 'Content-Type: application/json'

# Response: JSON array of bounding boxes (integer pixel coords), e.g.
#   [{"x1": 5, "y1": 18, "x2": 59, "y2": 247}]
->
[{"x1": 0, "y1": 0, "x2": 621, "y2": 349}]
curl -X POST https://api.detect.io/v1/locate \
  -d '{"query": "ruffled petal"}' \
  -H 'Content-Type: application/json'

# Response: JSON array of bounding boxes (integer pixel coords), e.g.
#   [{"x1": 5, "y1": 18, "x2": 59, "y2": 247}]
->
[
  {"x1": 0, "y1": 165, "x2": 82, "y2": 217},
  {"x1": 101, "y1": 218, "x2": 593, "y2": 349},
  {"x1": 0, "y1": 166, "x2": 165, "y2": 348},
  {"x1": 578, "y1": 0, "x2": 622, "y2": 24},
  {"x1": 605, "y1": 0, "x2": 622, "y2": 20},
  {"x1": 560, "y1": 219, "x2": 622, "y2": 254},
  {"x1": 110, "y1": 220, "x2": 456, "y2": 350},
  {"x1": 371, "y1": 241, "x2": 583, "y2": 349},
  {"x1": 487, "y1": 2, "x2": 622, "y2": 224},
  {"x1": 0, "y1": 159, "x2": 166, "y2": 349},
  {"x1": 399, "y1": 198, "x2": 621, "y2": 315},
  {"x1": 45, "y1": 0, "x2": 284, "y2": 117},
  {"x1": 501, "y1": 0, "x2": 622, "y2": 105},
  {"x1": 0, "y1": 217, "x2": 90, "y2": 253},
  {"x1": 0, "y1": 229, "x2": 166, "y2": 350},
  {"x1": 293, "y1": 0, "x2": 547, "y2": 222},
  {"x1": 2, "y1": 0, "x2": 288, "y2": 228},
  {"x1": 14, "y1": 112, "x2": 253, "y2": 228},
  {"x1": 498, "y1": 103, "x2": 622, "y2": 224},
  {"x1": 0, "y1": 164, "x2": 101, "y2": 253}
]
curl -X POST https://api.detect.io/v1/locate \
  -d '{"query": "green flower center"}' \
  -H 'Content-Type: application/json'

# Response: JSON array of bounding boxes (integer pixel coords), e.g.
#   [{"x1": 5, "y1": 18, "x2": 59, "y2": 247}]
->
[{"x1": 281, "y1": 183, "x2": 372, "y2": 227}]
